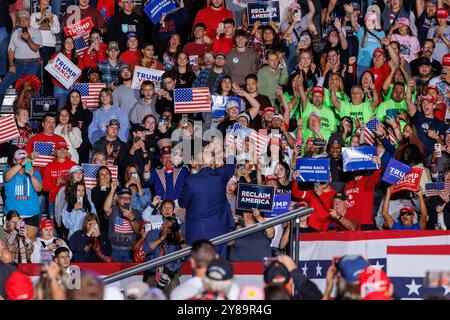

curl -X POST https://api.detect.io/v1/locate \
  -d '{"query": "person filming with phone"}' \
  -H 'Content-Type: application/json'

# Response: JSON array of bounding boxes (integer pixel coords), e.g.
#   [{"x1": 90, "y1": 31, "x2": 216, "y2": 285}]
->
[
  {"x1": 3, "y1": 149, "x2": 42, "y2": 241},
  {"x1": 0, "y1": 210, "x2": 33, "y2": 264},
  {"x1": 104, "y1": 187, "x2": 143, "y2": 262}
]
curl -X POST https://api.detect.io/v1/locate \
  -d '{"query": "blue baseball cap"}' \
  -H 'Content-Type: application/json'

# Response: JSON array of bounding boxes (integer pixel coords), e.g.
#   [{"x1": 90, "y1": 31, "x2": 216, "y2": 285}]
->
[{"x1": 336, "y1": 255, "x2": 370, "y2": 282}]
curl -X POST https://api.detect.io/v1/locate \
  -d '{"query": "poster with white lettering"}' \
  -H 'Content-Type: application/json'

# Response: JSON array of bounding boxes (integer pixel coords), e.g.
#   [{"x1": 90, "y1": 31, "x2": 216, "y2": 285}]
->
[
  {"x1": 236, "y1": 183, "x2": 275, "y2": 212},
  {"x1": 131, "y1": 66, "x2": 164, "y2": 90},
  {"x1": 247, "y1": 1, "x2": 280, "y2": 25},
  {"x1": 381, "y1": 158, "x2": 412, "y2": 185},
  {"x1": 44, "y1": 53, "x2": 81, "y2": 89},
  {"x1": 390, "y1": 167, "x2": 423, "y2": 193}
]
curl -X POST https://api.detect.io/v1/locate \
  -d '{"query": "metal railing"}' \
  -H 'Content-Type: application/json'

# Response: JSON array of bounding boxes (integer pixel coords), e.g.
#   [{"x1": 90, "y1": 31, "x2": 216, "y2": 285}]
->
[{"x1": 101, "y1": 206, "x2": 314, "y2": 285}]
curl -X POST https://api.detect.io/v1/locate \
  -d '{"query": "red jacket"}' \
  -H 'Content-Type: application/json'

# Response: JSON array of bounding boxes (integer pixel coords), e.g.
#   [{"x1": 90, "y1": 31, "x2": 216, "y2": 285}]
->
[
  {"x1": 80, "y1": 43, "x2": 108, "y2": 70},
  {"x1": 292, "y1": 182, "x2": 337, "y2": 232},
  {"x1": 42, "y1": 158, "x2": 77, "y2": 202},
  {"x1": 343, "y1": 169, "x2": 382, "y2": 227}
]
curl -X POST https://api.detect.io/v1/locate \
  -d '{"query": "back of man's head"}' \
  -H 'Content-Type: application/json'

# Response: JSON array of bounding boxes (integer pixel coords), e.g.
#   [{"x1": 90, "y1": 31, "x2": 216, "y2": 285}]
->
[{"x1": 190, "y1": 240, "x2": 217, "y2": 273}]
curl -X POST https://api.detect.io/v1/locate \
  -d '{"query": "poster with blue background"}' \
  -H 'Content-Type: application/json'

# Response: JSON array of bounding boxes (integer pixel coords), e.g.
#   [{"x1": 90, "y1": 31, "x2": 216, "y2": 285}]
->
[
  {"x1": 143, "y1": 0, "x2": 180, "y2": 25},
  {"x1": 247, "y1": 1, "x2": 280, "y2": 25},
  {"x1": 295, "y1": 158, "x2": 330, "y2": 182},
  {"x1": 266, "y1": 194, "x2": 291, "y2": 217},
  {"x1": 237, "y1": 183, "x2": 275, "y2": 212},
  {"x1": 382, "y1": 159, "x2": 412, "y2": 184},
  {"x1": 342, "y1": 146, "x2": 379, "y2": 172}
]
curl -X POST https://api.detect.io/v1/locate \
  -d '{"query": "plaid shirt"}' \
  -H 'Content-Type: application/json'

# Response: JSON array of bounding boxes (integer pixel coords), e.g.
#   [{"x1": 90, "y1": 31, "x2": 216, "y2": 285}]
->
[
  {"x1": 98, "y1": 59, "x2": 126, "y2": 86},
  {"x1": 192, "y1": 67, "x2": 226, "y2": 95},
  {"x1": 247, "y1": 32, "x2": 287, "y2": 68}
]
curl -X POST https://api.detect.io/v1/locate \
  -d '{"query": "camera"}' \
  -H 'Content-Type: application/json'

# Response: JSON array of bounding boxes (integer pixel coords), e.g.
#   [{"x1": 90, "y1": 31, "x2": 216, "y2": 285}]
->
[
  {"x1": 22, "y1": 27, "x2": 28, "y2": 33},
  {"x1": 123, "y1": 202, "x2": 131, "y2": 210},
  {"x1": 156, "y1": 267, "x2": 177, "y2": 289},
  {"x1": 133, "y1": 136, "x2": 142, "y2": 144}
]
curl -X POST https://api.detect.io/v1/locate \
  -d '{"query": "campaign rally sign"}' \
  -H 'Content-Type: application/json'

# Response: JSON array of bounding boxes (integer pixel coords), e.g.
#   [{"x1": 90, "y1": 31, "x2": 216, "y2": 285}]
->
[
  {"x1": 266, "y1": 193, "x2": 291, "y2": 217},
  {"x1": 30, "y1": 97, "x2": 59, "y2": 119},
  {"x1": 63, "y1": 17, "x2": 94, "y2": 38},
  {"x1": 211, "y1": 96, "x2": 244, "y2": 119},
  {"x1": 391, "y1": 167, "x2": 423, "y2": 194},
  {"x1": 44, "y1": 53, "x2": 81, "y2": 89},
  {"x1": 236, "y1": 183, "x2": 275, "y2": 212},
  {"x1": 382, "y1": 159, "x2": 412, "y2": 185},
  {"x1": 247, "y1": 1, "x2": 280, "y2": 25},
  {"x1": 342, "y1": 146, "x2": 379, "y2": 172},
  {"x1": 131, "y1": 66, "x2": 164, "y2": 90},
  {"x1": 143, "y1": 0, "x2": 180, "y2": 25},
  {"x1": 295, "y1": 158, "x2": 330, "y2": 182}
]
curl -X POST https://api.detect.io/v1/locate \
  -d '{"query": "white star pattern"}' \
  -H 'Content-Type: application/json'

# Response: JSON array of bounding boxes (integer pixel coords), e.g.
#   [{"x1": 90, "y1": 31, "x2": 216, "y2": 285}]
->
[
  {"x1": 443, "y1": 286, "x2": 450, "y2": 296},
  {"x1": 373, "y1": 260, "x2": 385, "y2": 270},
  {"x1": 406, "y1": 279, "x2": 422, "y2": 296},
  {"x1": 316, "y1": 263, "x2": 323, "y2": 276},
  {"x1": 301, "y1": 263, "x2": 308, "y2": 276}
]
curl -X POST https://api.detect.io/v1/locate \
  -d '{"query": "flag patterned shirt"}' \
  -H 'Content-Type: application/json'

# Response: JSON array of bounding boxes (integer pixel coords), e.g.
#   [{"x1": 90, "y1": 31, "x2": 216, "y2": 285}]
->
[{"x1": 107, "y1": 206, "x2": 142, "y2": 249}]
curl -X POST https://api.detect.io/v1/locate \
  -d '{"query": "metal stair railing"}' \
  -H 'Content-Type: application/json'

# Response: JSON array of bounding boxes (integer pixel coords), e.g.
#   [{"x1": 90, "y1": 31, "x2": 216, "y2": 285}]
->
[{"x1": 101, "y1": 206, "x2": 314, "y2": 285}]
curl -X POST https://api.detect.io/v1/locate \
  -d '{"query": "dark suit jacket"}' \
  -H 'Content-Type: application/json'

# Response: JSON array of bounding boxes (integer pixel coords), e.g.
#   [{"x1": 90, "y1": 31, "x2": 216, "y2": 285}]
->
[{"x1": 179, "y1": 164, "x2": 236, "y2": 245}]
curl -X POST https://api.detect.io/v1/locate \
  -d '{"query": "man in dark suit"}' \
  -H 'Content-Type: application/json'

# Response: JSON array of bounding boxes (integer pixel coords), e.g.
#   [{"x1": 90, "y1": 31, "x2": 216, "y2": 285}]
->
[{"x1": 179, "y1": 143, "x2": 236, "y2": 258}]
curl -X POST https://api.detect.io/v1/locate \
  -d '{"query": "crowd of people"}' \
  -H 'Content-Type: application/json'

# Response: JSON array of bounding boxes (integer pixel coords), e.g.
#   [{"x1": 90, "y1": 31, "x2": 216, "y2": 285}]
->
[{"x1": 0, "y1": 0, "x2": 449, "y2": 300}]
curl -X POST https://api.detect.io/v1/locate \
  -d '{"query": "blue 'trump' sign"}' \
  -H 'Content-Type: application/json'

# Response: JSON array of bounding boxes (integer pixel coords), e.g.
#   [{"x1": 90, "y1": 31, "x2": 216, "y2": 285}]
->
[
  {"x1": 267, "y1": 193, "x2": 291, "y2": 217},
  {"x1": 382, "y1": 159, "x2": 412, "y2": 184}
]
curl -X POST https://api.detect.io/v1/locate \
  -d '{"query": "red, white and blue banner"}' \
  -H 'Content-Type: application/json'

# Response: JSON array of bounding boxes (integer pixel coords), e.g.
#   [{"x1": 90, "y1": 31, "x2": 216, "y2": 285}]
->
[
  {"x1": 298, "y1": 231, "x2": 450, "y2": 299},
  {"x1": 387, "y1": 245, "x2": 450, "y2": 299},
  {"x1": 18, "y1": 231, "x2": 450, "y2": 299}
]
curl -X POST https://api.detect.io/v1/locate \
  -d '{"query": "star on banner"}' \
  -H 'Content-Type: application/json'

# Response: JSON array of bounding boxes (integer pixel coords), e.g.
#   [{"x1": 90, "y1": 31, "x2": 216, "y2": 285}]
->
[
  {"x1": 406, "y1": 279, "x2": 422, "y2": 296},
  {"x1": 301, "y1": 263, "x2": 308, "y2": 277},
  {"x1": 316, "y1": 263, "x2": 323, "y2": 277}
]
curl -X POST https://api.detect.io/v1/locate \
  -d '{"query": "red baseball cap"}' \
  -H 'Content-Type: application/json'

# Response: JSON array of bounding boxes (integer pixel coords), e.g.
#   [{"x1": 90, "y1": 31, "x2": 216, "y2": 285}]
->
[
  {"x1": 358, "y1": 266, "x2": 392, "y2": 300},
  {"x1": 442, "y1": 53, "x2": 450, "y2": 67},
  {"x1": 5, "y1": 272, "x2": 34, "y2": 300},
  {"x1": 311, "y1": 86, "x2": 325, "y2": 96},
  {"x1": 264, "y1": 175, "x2": 279, "y2": 184},
  {"x1": 423, "y1": 86, "x2": 438, "y2": 94},
  {"x1": 40, "y1": 218, "x2": 54, "y2": 230},
  {"x1": 373, "y1": 48, "x2": 386, "y2": 57},
  {"x1": 420, "y1": 95, "x2": 436, "y2": 104},
  {"x1": 54, "y1": 141, "x2": 68, "y2": 149},
  {"x1": 399, "y1": 205, "x2": 415, "y2": 215},
  {"x1": 263, "y1": 107, "x2": 276, "y2": 115},
  {"x1": 306, "y1": 137, "x2": 316, "y2": 144},
  {"x1": 436, "y1": 8, "x2": 449, "y2": 19}
]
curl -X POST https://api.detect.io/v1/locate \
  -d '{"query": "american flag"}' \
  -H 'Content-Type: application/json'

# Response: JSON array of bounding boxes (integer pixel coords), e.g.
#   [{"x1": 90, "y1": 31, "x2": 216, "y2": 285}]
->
[
  {"x1": 33, "y1": 142, "x2": 55, "y2": 167},
  {"x1": 72, "y1": 83, "x2": 106, "y2": 109},
  {"x1": 114, "y1": 216, "x2": 133, "y2": 234},
  {"x1": 81, "y1": 163, "x2": 118, "y2": 188},
  {"x1": 362, "y1": 119, "x2": 396, "y2": 145},
  {"x1": 73, "y1": 35, "x2": 89, "y2": 57},
  {"x1": 226, "y1": 123, "x2": 268, "y2": 157},
  {"x1": 0, "y1": 114, "x2": 20, "y2": 144},
  {"x1": 425, "y1": 182, "x2": 450, "y2": 197},
  {"x1": 174, "y1": 87, "x2": 211, "y2": 113}
]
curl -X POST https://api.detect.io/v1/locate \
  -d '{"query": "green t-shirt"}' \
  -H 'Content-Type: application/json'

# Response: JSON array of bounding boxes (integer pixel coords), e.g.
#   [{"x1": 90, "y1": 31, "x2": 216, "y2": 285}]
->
[
  {"x1": 376, "y1": 99, "x2": 408, "y2": 132},
  {"x1": 302, "y1": 102, "x2": 337, "y2": 137},
  {"x1": 338, "y1": 100, "x2": 374, "y2": 125},
  {"x1": 383, "y1": 84, "x2": 417, "y2": 101},
  {"x1": 323, "y1": 88, "x2": 350, "y2": 110}
]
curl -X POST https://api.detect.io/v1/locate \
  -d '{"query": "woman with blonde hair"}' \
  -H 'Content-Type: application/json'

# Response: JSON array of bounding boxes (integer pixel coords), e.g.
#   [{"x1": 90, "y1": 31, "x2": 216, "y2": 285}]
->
[{"x1": 346, "y1": 3, "x2": 385, "y2": 80}]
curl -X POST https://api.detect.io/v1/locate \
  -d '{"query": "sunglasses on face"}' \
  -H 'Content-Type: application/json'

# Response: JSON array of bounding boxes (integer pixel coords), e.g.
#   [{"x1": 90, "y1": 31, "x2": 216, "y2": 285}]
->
[{"x1": 400, "y1": 212, "x2": 413, "y2": 217}]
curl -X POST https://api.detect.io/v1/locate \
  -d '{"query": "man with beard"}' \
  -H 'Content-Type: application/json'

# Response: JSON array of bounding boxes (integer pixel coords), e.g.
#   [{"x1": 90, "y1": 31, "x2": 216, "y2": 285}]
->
[
  {"x1": 112, "y1": 65, "x2": 140, "y2": 120},
  {"x1": 413, "y1": 57, "x2": 435, "y2": 92},
  {"x1": 376, "y1": 81, "x2": 408, "y2": 127},
  {"x1": 410, "y1": 39, "x2": 442, "y2": 76}
]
